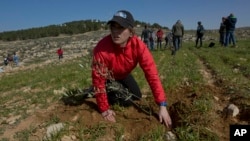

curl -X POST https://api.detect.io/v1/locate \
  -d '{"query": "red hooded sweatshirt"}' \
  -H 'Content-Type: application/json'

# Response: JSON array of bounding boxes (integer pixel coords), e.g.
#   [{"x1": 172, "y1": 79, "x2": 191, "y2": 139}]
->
[{"x1": 92, "y1": 34, "x2": 167, "y2": 112}]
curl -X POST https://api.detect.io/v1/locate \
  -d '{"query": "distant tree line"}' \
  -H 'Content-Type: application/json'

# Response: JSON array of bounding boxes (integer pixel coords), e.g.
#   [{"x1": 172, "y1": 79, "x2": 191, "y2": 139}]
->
[{"x1": 0, "y1": 19, "x2": 168, "y2": 41}]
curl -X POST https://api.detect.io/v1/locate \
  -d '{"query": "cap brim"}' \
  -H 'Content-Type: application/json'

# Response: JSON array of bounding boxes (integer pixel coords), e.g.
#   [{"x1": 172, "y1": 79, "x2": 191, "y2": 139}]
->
[{"x1": 107, "y1": 16, "x2": 129, "y2": 28}]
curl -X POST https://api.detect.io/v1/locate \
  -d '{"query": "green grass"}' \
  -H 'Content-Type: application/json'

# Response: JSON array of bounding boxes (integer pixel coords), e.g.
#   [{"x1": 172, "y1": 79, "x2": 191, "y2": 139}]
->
[{"x1": 189, "y1": 41, "x2": 250, "y2": 98}]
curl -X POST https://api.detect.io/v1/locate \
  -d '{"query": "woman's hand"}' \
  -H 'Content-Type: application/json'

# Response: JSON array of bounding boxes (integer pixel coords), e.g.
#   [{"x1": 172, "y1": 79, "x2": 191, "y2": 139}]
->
[
  {"x1": 101, "y1": 109, "x2": 116, "y2": 122},
  {"x1": 158, "y1": 106, "x2": 172, "y2": 129}
]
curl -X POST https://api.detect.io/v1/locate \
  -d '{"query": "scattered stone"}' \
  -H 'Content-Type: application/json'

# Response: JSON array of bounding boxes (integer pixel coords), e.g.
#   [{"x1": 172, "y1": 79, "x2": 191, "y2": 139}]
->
[
  {"x1": 213, "y1": 96, "x2": 219, "y2": 101},
  {"x1": 0, "y1": 67, "x2": 4, "y2": 73},
  {"x1": 61, "y1": 135, "x2": 75, "y2": 141},
  {"x1": 45, "y1": 123, "x2": 65, "y2": 139},
  {"x1": 223, "y1": 104, "x2": 240, "y2": 118},
  {"x1": 6, "y1": 115, "x2": 22, "y2": 125},
  {"x1": 165, "y1": 131, "x2": 176, "y2": 141},
  {"x1": 53, "y1": 87, "x2": 67, "y2": 95}
]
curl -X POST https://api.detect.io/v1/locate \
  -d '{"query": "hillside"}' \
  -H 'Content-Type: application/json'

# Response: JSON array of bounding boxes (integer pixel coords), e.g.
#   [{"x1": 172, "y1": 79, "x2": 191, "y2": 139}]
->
[
  {"x1": 0, "y1": 29, "x2": 250, "y2": 140},
  {"x1": 1, "y1": 27, "x2": 250, "y2": 69}
]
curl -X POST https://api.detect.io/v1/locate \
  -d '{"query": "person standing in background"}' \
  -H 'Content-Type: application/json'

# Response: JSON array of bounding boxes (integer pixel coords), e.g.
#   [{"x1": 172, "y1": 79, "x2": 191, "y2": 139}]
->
[
  {"x1": 172, "y1": 20, "x2": 184, "y2": 55},
  {"x1": 224, "y1": 13, "x2": 237, "y2": 47},
  {"x1": 149, "y1": 28, "x2": 156, "y2": 50},
  {"x1": 156, "y1": 27, "x2": 164, "y2": 50},
  {"x1": 57, "y1": 47, "x2": 64, "y2": 60},
  {"x1": 141, "y1": 25, "x2": 151, "y2": 49},
  {"x1": 219, "y1": 17, "x2": 226, "y2": 46},
  {"x1": 195, "y1": 21, "x2": 205, "y2": 47},
  {"x1": 3, "y1": 56, "x2": 8, "y2": 66},
  {"x1": 13, "y1": 52, "x2": 19, "y2": 66},
  {"x1": 164, "y1": 32, "x2": 173, "y2": 49}
]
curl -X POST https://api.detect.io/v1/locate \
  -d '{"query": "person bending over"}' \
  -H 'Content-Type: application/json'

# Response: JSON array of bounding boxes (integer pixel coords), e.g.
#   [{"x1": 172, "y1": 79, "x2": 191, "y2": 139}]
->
[{"x1": 91, "y1": 10, "x2": 172, "y2": 128}]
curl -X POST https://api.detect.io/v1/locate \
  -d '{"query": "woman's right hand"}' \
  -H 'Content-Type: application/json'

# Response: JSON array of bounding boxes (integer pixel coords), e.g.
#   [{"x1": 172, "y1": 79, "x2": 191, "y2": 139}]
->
[{"x1": 101, "y1": 109, "x2": 116, "y2": 122}]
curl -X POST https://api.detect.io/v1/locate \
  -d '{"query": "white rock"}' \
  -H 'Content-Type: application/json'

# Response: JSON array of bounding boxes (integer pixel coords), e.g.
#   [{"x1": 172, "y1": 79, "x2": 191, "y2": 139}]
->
[
  {"x1": 61, "y1": 135, "x2": 73, "y2": 141},
  {"x1": 227, "y1": 104, "x2": 239, "y2": 117},
  {"x1": 165, "y1": 131, "x2": 176, "y2": 141},
  {"x1": 45, "y1": 123, "x2": 65, "y2": 139},
  {"x1": 213, "y1": 96, "x2": 219, "y2": 101}
]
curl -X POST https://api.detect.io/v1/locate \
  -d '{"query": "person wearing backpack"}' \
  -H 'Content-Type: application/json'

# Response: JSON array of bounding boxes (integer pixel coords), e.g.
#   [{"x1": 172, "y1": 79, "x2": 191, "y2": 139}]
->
[{"x1": 195, "y1": 21, "x2": 205, "y2": 47}]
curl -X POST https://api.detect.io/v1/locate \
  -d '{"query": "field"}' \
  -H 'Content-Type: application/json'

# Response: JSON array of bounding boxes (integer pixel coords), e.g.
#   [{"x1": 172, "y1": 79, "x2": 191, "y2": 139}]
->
[{"x1": 0, "y1": 29, "x2": 250, "y2": 141}]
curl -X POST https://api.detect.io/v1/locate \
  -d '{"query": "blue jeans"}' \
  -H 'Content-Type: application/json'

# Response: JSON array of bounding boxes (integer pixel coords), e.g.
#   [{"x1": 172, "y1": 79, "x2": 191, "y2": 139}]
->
[
  {"x1": 225, "y1": 31, "x2": 236, "y2": 47},
  {"x1": 172, "y1": 36, "x2": 181, "y2": 55},
  {"x1": 173, "y1": 36, "x2": 181, "y2": 51},
  {"x1": 13, "y1": 56, "x2": 19, "y2": 66},
  {"x1": 150, "y1": 41, "x2": 154, "y2": 50}
]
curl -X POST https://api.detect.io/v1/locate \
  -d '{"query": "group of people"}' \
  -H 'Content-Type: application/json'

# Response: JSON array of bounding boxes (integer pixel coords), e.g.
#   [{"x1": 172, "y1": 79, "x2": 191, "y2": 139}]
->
[
  {"x1": 3, "y1": 47, "x2": 63, "y2": 67},
  {"x1": 3, "y1": 46, "x2": 64, "y2": 67},
  {"x1": 219, "y1": 13, "x2": 237, "y2": 47},
  {"x1": 140, "y1": 20, "x2": 185, "y2": 56},
  {"x1": 76, "y1": 10, "x2": 240, "y2": 131},
  {"x1": 196, "y1": 13, "x2": 237, "y2": 48},
  {"x1": 3, "y1": 52, "x2": 19, "y2": 66},
  {"x1": 141, "y1": 25, "x2": 164, "y2": 50}
]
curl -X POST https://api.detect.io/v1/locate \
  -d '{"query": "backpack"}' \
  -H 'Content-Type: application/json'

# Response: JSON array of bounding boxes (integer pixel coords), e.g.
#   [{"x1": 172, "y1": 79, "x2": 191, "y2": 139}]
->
[
  {"x1": 208, "y1": 42, "x2": 215, "y2": 47},
  {"x1": 197, "y1": 25, "x2": 205, "y2": 34}
]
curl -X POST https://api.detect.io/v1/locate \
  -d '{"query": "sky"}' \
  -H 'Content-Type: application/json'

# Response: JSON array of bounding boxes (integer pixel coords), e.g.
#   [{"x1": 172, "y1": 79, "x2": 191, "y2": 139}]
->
[{"x1": 1, "y1": 0, "x2": 250, "y2": 32}]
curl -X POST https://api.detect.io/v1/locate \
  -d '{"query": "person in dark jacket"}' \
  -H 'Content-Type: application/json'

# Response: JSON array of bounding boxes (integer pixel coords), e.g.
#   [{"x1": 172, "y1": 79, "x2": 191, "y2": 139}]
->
[
  {"x1": 92, "y1": 10, "x2": 172, "y2": 128},
  {"x1": 195, "y1": 21, "x2": 205, "y2": 47},
  {"x1": 219, "y1": 17, "x2": 226, "y2": 46},
  {"x1": 172, "y1": 20, "x2": 184, "y2": 55},
  {"x1": 141, "y1": 25, "x2": 151, "y2": 49},
  {"x1": 224, "y1": 13, "x2": 237, "y2": 47}
]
